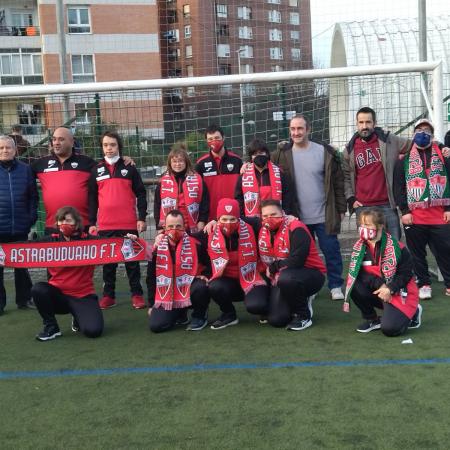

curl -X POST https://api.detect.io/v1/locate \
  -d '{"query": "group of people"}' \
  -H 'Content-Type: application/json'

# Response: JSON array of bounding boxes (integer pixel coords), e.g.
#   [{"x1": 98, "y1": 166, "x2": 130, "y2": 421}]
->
[{"x1": 1, "y1": 106, "x2": 449, "y2": 341}]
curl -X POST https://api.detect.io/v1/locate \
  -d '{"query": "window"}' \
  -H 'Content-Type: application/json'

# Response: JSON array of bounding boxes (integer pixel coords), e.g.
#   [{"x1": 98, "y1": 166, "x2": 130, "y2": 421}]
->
[
  {"x1": 184, "y1": 25, "x2": 191, "y2": 38},
  {"x1": 267, "y1": 0, "x2": 281, "y2": 3},
  {"x1": 186, "y1": 87, "x2": 195, "y2": 97},
  {"x1": 242, "y1": 84, "x2": 256, "y2": 97},
  {"x1": 217, "y1": 44, "x2": 230, "y2": 58},
  {"x1": 219, "y1": 64, "x2": 231, "y2": 75},
  {"x1": 237, "y1": 6, "x2": 252, "y2": 20},
  {"x1": 219, "y1": 84, "x2": 233, "y2": 95},
  {"x1": 271, "y1": 65, "x2": 284, "y2": 72},
  {"x1": 11, "y1": 11, "x2": 34, "y2": 26},
  {"x1": 217, "y1": 24, "x2": 229, "y2": 37},
  {"x1": 269, "y1": 29, "x2": 282, "y2": 41},
  {"x1": 68, "y1": 7, "x2": 91, "y2": 33},
  {"x1": 75, "y1": 102, "x2": 96, "y2": 125},
  {"x1": 291, "y1": 48, "x2": 301, "y2": 60},
  {"x1": 183, "y1": 4, "x2": 190, "y2": 18},
  {"x1": 185, "y1": 45, "x2": 193, "y2": 58},
  {"x1": 290, "y1": 12, "x2": 300, "y2": 25},
  {"x1": 165, "y1": 29, "x2": 180, "y2": 42},
  {"x1": 238, "y1": 26, "x2": 253, "y2": 39},
  {"x1": 268, "y1": 10, "x2": 281, "y2": 23},
  {"x1": 71, "y1": 55, "x2": 94, "y2": 83},
  {"x1": 186, "y1": 65, "x2": 194, "y2": 77},
  {"x1": 290, "y1": 30, "x2": 300, "y2": 40},
  {"x1": 216, "y1": 4, "x2": 227, "y2": 18},
  {"x1": 239, "y1": 45, "x2": 253, "y2": 58},
  {"x1": 242, "y1": 64, "x2": 254, "y2": 74},
  {"x1": 17, "y1": 103, "x2": 44, "y2": 135},
  {"x1": 269, "y1": 47, "x2": 283, "y2": 60},
  {"x1": 289, "y1": 0, "x2": 298, "y2": 6},
  {"x1": 0, "y1": 51, "x2": 43, "y2": 85}
]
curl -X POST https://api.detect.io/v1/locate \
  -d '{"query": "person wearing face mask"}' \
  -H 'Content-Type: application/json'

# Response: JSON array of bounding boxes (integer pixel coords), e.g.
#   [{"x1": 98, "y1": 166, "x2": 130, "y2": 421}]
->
[
  {"x1": 235, "y1": 138, "x2": 293, "y2": 218},
  {"x1": 0, "y1": 136, "x2": 38, "y2": 315},
  {"x1": 207, "y1": 198, "x2": 269, "y2": 329},
  {"x1": 344, "y1": 209, "x2": 421, "y2": 335},
  {"x1": 146, "y1": 210, "x2": 211, "y2": 332},
  {"x1": 31, "y1": 206, "x2": 104, "y2": 341},
  {"x1": 88, "y1": 131, "x2": 147, "y2": 310},
  {"x1": 195, "y1": 124, "x2": 243, "y2": 221},
  {"x1": 154, "y1": 144, "x2": 209, "y2": 234},
  {"x1": 258, "y1": 200, "x2": 326, "y2": 331},
  {"x1": 342, "y1": 107, "x2": 409, "y2": 240},
  {"x1": 394, "y1": 119, "x2": 450, "y2": 300}
]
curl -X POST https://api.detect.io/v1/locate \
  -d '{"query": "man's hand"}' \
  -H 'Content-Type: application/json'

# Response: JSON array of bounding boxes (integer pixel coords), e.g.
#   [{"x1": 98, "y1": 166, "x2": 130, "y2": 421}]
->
[
  {"x1": 401, "y1": 213, "x2": 413, "y2": 225},
  {"x1": 123, "y1": 156, "x2": 136, "y2": 166},
  {"x1": 125, "y1": 233, "x2": 138, "y2": 240},
  {"x1": 373, "y1": 284, "x2": 392, "y2": 303},
  {"x1": 89, "y1": 225, "x2": 97, "y2": 235},
  {"x1": 203, "y1": 220, "x2": 217, "y2": 235},
  {"x1": 353, "y1": 200, "x2": 363, "y2": 209},
  {"x1": 441, "y1": 147, "x2": 450, "y2": 158},
  {"x1": 196, "y1": 275, "x2": 209, "y2": 284},
  {"x1": 240, "y1": 162, "x2": 252, "y2": 175},
  {"x1": 197, "y1": 221, "x2": 205, "y2": 231},
  {"x1": 444, "y1": 211, "x2": 450, "y2": 223},
  {"x1": 137, "y1": 220, "x2": 146, "y2": 233},
  {"x1": 153, "y1": 232, "x2": 165, "y2": 247}
]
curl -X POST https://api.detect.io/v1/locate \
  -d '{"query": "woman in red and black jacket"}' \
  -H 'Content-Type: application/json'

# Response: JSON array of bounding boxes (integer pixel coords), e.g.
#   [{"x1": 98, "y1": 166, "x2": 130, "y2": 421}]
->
[
  {"x1": 154, "y1": 144, "x2": 209, "y2": 233},
  {"x1": 31, "y1": 206, "x2": 104, "y2": 341}
]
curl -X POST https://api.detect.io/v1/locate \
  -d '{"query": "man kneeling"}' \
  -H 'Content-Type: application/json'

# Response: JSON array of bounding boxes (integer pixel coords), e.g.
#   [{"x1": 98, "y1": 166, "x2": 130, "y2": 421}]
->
[{"x1": 147, "y1": 210, "x2": 210, "y2": 332}]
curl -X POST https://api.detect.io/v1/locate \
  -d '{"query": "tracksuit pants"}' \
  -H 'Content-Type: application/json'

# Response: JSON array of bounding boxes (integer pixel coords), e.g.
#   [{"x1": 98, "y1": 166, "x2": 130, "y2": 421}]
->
[
  {"x1": 403, "y1": 223, "x2": 450, "y2": 288},
  {"x1": 99, "y1": 230, "x2": 143, "y2": 297},
  {"x1": 350, "y1": 273, "x2": 411, "y2": 337},
  {"x1": 149, "y1": 278, "x2": 210, "y2": 333},
  {"x1": 32, "y1": 282, "x2": 104, "y2": 338}
]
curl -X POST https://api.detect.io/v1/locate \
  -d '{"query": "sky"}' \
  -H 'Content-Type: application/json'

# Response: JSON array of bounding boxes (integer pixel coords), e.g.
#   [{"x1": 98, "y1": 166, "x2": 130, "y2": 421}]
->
[{"x1": 310, "y1": 0, "x2": 450, "y2": 66}]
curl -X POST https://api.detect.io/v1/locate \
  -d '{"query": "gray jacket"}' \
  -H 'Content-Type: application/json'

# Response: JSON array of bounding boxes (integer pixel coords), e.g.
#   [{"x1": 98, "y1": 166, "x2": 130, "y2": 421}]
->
[{"x1": 342, "y1": 127, "x2": 408, "y2": 213}]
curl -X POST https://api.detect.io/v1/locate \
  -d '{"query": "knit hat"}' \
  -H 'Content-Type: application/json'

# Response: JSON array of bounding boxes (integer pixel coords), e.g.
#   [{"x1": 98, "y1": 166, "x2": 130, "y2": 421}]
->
[
  {"x1": 414, "y1": 118, "x2": 434, "y2": 133},
  {"x1": 217, "y1": 198, "x2": 239, "y2": 219}
]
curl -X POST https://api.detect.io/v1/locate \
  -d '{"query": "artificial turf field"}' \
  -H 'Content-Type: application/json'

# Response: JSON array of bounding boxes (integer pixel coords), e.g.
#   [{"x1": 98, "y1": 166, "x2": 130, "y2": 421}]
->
[{"x1": 1, "y1": 275, "x2": 450, "y2": 450}]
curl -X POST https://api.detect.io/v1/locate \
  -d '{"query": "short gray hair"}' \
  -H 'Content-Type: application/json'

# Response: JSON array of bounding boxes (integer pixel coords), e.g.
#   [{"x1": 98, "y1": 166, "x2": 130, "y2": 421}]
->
[{"x1": 0, "y1": 135, "x2": 16, "y2": 149}]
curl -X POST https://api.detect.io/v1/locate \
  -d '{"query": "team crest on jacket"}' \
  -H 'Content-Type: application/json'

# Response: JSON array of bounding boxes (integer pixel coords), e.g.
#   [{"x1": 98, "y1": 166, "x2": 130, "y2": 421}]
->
[
  {"x1": 430, "y1": 175, "x2": 447, "y2": 198},
  {"x1": 162, "y1": 197, "x2": 176, "y2": 216},
  {"x1": 121, "y1": 238, "x2": 144, "y2": 260},
  {"x1": 156, "y1": 275, "x2": 171, "y2": 299},
  {"x1": 227, "y1": 163, "x2": 234, "y2": 172},
  {"x1": 0, "y1": 245, "x2": 5, "y2": 265},
  {"x1": 212, "y1": 257, "x2": 227, "y2": 271},
  {"x1": 48, "y1": 159, "x2": 56, "y2": 167},
  {"x1": 244, "y1": 191, "x2": 258, "y2": 214},
  {"x1": 240, "y1": 262, "x2": 256, "y2": 283},
  {"x1": 407, "y1": 177, "x2": 427, "y2": 201},
  {"x1": 121, "y1": 169, "x2": 128, "y2": 177},
  {"x1": 98, "y1": 166, "x2": 105, "y2": 174},
  {"x1": 71, "y1": 162, "x2": 78, "y2": 169},
  {"x1": 187, "y1": 202, "x2": 200, "y2": 223},
  {"x1": 176, "y1": 274, "x2": 194, "y2": 298}
]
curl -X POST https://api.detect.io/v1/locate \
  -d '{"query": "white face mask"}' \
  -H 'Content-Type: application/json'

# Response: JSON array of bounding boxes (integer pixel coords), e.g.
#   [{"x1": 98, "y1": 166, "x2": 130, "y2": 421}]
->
[{"x1": 104, "y1": 155, "x2": 120, "y2": 165}]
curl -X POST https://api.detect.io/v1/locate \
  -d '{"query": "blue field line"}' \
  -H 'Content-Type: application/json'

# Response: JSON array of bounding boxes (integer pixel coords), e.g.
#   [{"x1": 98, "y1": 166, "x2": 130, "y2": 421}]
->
[{"x1": 1, "y1": 357, "x2": 450, "y2": 380}]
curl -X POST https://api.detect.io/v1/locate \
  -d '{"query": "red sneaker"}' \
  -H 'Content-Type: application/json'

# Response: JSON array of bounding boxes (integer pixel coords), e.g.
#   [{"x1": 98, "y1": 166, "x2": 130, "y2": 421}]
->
[
  {"x1": 132, "y1": 295, "x2": 146, "y2": 309},
  {"x1": 99, "y1": 295, "x2": 116, "y2": 310}
]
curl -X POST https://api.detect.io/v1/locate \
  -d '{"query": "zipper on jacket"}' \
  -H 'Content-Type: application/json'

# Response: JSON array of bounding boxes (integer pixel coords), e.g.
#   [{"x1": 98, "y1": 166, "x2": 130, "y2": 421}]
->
[{"x1": 8, "y1": 169, "x2": 15, "y2": 234}]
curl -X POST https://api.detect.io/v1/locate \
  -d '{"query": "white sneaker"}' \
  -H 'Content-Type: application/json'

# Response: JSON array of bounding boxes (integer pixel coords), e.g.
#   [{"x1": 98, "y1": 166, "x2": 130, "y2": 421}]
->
[
  {"x1": 330, "y1": 287, "x2": 344, "y2": 301},
  {"x1": 419, "y1": 285, "x2": 432, "y2": 300}
]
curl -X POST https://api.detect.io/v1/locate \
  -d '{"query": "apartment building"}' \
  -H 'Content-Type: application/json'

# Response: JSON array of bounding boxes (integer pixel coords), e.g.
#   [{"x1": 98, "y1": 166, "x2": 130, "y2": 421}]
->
[{"x1": 0, "y1": 0, "x2": 164, "y2": 142}]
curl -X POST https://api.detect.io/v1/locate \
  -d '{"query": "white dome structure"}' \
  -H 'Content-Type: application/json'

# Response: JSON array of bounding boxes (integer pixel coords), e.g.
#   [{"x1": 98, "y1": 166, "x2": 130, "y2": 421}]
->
[{"x1": 329, "y1": 16, "x2": 450, "y2": 147}]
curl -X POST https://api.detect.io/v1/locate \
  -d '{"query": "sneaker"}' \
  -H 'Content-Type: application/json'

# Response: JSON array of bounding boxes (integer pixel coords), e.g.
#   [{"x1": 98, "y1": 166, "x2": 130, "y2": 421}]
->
[
  {"x1": 17, "y1": 300, "x2": 36, "y2": 310},
  {"x1": 210, "y1": 312, "x2": 239, "y2": 330},
  {"x1": 131, "y1": 295, "x2": 146, "y2": 309},
  {"x1": 419, "y1": 285, "x2": 432, "y2": 300},
  {"x1": 330, "y1": 287, "x2": 345, "y2": 301},
  {"x1": 71, "y1": 316, "x2": 80, "y2": 333},
  {"x1": 356, "y1": 318, "x2": 381, "y2": 333},
  {"x1": 445, "y1": 288, "x2": 450, "y2": 297},
  {"x1": 286, "y1": 315, "x2": 312, "y2": 331},
  {"x1": 176, "y1": 309, "x2": 190, "y2": 326},
  {"x1": 187, "y1": 316, "x2": 208, "y2": 331},
  {"x1": 36, "y1": 324, "x2": 62, "y2": 341},
  {"x1": 99, "y1": 295, "x2": 116, "y2": 310},
  {"x1": 307, "y1": 296, "x2": 314, "y2": 319},
  {"x1": 409, "y1": 304, "x2": 423, "y2": 329},
  {"x1": 259, "y1": 316, "x2": 268, "y2": 324}
]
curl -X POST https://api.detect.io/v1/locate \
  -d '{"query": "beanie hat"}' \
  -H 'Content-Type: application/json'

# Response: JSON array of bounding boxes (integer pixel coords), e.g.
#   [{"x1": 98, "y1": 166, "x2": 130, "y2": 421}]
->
[
  {"x1": 217, "y1": 198, "x2": 239, "y2": 219},
  {"x1": 414, "y1": 118, "x2": 434, "y2": 133}
]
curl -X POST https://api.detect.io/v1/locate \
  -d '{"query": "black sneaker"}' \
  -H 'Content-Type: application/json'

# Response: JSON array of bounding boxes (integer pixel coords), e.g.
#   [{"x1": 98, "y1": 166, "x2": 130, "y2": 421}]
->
[
  {"x1": 36, "y1": 324, "x2": 62, "y2": 341},
  {"x1": 186, "y1": 316, "x2": 208, "y2": 331},
  {"x1": 71, "y1": 316, "x2": 80, "y2": 333},
  {"x1": 17, "y1": 300, "x2": 36, "y2": 310},
  {"x1": 409, "y1": 304, "x2": 423, "y2": 329},
  {"x1": 286, "y1": 314, "x2": 312, "y2": 331},
  {"x1": 175, "y1": 310, "x2": 190, "y2": 326},
  {"x1": 259, "y1": 315, "x2": 268, "y2": 324},
  {"x1": 210, "y1": 312, "x2": 239, "y2": 330},
  {"x1": 356, "y1": 318, "x2": 381, "y2": 333}
]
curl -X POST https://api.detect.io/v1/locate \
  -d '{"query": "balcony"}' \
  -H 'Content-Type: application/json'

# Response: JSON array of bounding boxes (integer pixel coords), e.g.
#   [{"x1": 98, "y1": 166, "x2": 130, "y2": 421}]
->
[{"x1": 0, "y1": 24, "x2": 40, "y2": 36}]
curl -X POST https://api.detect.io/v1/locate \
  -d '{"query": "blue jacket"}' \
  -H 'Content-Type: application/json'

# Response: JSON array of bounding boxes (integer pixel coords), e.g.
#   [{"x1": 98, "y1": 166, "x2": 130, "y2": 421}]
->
[{"x1": 0, "y1": 159, "x2": 38, "y2": 236}]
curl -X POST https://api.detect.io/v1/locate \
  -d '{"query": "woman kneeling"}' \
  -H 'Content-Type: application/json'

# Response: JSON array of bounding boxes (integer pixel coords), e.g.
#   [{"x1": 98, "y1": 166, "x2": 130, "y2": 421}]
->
[{"x1": 344, "y1": 209, "x2": 422, "y2": 336}]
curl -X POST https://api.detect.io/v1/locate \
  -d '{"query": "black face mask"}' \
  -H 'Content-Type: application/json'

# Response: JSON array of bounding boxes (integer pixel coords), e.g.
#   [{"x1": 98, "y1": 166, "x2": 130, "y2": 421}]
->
[{"x1": 253, "y1": 154, "x2": 269, "y2": 168}]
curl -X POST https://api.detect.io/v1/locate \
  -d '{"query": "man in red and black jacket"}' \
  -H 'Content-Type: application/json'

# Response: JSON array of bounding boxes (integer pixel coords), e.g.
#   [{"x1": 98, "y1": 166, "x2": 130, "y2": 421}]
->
[
  {"x1": 195, "y1": 124, "x2": 242, "y2": 221},
  {"x1": 31, "y1": 127, "x2": 96, "y2": 233},
  {"x1": 88, "y1": 131, "x2": 147, "y2": 310}
]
